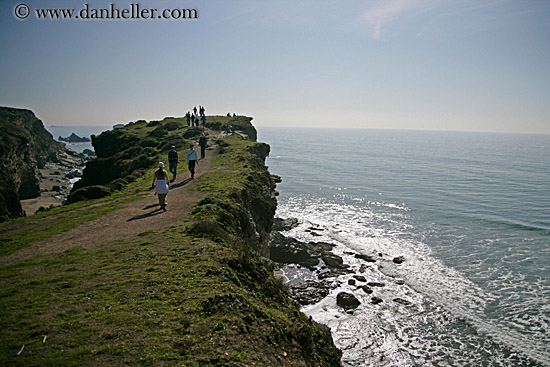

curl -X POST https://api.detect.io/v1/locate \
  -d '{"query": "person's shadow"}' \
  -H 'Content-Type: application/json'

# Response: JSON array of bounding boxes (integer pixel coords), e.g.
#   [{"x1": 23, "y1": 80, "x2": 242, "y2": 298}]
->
[
  {"x1": 127, "y1": 207, "x2": 164, "y2": 221},
  {"x1": 170, "y1": 177, "x2": 193, "y2": 189}
]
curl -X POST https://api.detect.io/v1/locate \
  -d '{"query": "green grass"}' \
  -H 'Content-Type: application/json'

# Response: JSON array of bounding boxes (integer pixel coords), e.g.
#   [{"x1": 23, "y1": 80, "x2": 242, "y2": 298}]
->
[{"x1": 0, "y1": 126, "x2": 342, "y2": 366}]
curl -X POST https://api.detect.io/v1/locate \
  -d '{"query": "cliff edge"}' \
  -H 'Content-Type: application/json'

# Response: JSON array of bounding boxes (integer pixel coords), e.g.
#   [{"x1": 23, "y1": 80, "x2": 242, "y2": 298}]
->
[
  {"x1": 0, "y1": 113, "x2": 342, "y2": 366},
  {"x1": 0, "y1": 107, "x2": 68, "y2": 222}
]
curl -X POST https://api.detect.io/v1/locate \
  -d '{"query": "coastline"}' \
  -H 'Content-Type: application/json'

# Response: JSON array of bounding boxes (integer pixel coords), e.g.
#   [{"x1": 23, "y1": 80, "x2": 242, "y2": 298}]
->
[
  {"x1": 1, "y1": 115, "x2": 343, "y2": 366},
  {"x1": 20, "y1": 149, "x2": 87, "y2": 215}
]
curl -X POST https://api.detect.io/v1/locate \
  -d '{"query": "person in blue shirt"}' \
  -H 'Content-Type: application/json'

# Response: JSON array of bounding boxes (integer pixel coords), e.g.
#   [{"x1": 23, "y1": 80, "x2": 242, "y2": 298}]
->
[{"x1": 186, "y1": 144, "x2": 199, "y2": 179}]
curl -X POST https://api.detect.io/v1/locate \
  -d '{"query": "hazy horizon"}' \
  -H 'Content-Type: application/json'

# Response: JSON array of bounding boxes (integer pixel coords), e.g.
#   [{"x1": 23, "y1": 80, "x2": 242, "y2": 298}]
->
[{"x1": 1, "y1": 0, "x2": 549, "y2": 135}]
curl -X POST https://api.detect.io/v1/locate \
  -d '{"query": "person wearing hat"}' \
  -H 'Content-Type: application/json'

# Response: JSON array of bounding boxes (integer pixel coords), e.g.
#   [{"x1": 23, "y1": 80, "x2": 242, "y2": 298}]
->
[
  {"x1": 168, "y1": 145, "x2": 178, "y2": 182},
  {"x1": 151, "y1": 162, "x2": 170, "y2": 211},
  {"x1": 186, "y1": 144, "x2": 199, "y2": 179}
]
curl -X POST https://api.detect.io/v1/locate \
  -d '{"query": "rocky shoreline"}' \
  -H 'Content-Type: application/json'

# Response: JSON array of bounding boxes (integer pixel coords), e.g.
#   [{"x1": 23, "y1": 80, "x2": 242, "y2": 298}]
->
[
  {"x1": 269, "y1": 217, "x2": 409, "y2": 311},
  {"x1": 20, "y1": 149, "x2": 91, "y2": 215}
]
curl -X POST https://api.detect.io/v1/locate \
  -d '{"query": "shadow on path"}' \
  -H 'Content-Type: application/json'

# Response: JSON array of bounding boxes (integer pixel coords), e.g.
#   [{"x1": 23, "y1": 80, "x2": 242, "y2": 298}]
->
[
  {"x1": 128, "y1": 208, "x2": 164, "y2": 221},
  {"x1": 170, "y1": 177, "x2": 193, "y2": 189}
]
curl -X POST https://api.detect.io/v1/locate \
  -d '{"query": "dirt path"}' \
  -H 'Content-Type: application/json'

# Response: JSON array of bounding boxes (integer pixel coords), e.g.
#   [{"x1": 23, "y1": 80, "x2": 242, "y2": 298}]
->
[{"x1": 1, "y1": 144, "x2": 218, "y2": 267}]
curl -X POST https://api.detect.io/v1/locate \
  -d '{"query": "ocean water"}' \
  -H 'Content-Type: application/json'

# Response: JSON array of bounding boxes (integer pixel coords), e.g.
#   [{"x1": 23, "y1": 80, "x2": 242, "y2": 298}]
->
[
  {"x1": 258, "y1": 127, "x2": 550, "y2": 367},
  {"x1": 45, "y1": 125, "x2": 111, "y2": 153}
]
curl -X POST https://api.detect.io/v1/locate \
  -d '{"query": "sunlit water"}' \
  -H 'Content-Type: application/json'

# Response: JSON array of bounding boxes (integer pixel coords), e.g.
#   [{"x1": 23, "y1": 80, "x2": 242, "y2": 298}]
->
[{"x1": 259, "y1": 127, "x2": 550, "y2": 367}]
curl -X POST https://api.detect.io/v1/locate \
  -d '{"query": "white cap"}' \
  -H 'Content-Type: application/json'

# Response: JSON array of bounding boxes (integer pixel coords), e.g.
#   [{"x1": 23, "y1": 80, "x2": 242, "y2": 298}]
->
[{"x1": 158, "y1": 162, "x2": 164, "y2": 168}]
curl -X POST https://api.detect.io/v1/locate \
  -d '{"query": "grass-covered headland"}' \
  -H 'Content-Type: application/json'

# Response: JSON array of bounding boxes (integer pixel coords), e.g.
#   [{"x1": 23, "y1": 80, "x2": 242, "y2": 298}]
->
[{"x1": 0, "y1": 116, "x2": 342, "y2": 366}]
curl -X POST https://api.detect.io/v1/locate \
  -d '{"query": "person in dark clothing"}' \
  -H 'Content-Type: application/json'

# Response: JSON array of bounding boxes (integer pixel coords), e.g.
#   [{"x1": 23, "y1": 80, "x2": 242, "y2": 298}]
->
[
  {"x1": 186, "y1": 144, "x2": 199, "y2": 179},
  {"x1": 193, "y1": 106, "x2": 197, "y2": 115},
  {"x1": 186, "y1": 112, "x2": 191, "y2": 126},
  {"x1": 200, "y1": 115, "x2": 206, "y2": 128},
  {"x1": 168, "y1": 145, "x2": 178, "y2": 181},
  {"x1": 198, "y1": 134, "x2": 207, "y2": 159}
]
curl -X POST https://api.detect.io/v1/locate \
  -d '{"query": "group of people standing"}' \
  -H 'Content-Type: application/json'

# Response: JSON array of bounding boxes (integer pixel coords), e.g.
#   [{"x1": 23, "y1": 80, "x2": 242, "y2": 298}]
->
[
  {"x1": 186, "y1": 105, "x2": 206, "y2": 128},
  {"x1": 151, "y1": 134, "x2": 208, "y2": 212}
]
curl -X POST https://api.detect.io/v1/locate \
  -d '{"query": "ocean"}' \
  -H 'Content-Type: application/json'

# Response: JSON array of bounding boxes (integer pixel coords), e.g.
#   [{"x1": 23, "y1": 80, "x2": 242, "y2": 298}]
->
[
  {"x1": 258, "y1": 127, "x2": 550, "y2": 367},
  {"x1": 45, "y1": 125, "x2": 112, "y2": 153}
]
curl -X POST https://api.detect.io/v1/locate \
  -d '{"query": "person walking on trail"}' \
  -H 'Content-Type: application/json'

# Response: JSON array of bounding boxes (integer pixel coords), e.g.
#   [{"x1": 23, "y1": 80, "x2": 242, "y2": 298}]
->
[
  {"x1": 198, "y1": 134, "x2": 207, "y2": 160},
  {"x1": 200, "y1": 114, "x2": 206, "y2": 128},
  {"x1": 186, "y1": 144, "x2": 199, "y2": 179},
  {"x1": 168, "y1": 145, "x2": 178, "y2": 182},
  {"x1": 185, "y1": 112, "x2": 191, "y2": 126},
  {"x1": 151, "y1": 162, "x2": 170, "y2": 211}
]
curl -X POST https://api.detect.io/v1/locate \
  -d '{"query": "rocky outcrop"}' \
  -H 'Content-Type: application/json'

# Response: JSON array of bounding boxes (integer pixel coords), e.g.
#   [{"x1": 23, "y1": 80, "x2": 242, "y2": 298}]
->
[
  {"x1": 59, "y1": 133, "x2": 90, "y2": 143},
  {"x1": 0, "y1": 107, "x2": 66, "y2": 221}
]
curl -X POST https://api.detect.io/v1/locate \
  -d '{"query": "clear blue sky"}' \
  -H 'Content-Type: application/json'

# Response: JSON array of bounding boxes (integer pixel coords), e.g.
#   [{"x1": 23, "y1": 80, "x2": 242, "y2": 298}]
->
[{"x1": 1, "y1": 0, "x2": 549, "y2": 133}]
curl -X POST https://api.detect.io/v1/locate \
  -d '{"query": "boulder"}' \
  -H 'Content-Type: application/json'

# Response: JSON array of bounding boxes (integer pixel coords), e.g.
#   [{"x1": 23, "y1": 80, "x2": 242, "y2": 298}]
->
[
  {"x1": 355, "y1": 254, "x2": 376, "y2": 262},
  {"x1": 272, "y1": 217, "x2": 299, "y2": 232},
  {"x1": 336, "y1": 292, "x2": 361, "y2": 310},
  {"x1": 269, "y1": 232, "x2": 311, "y2": 264},
  {"x1": 353, "y1": 275, "x2": 367, "y2": 282},
  {"x1": 371, "y1": 297, "x2": 383, "y2": 305},
  {"x1": 393, "y1": 256, "x2": 406, "y2": 264}
]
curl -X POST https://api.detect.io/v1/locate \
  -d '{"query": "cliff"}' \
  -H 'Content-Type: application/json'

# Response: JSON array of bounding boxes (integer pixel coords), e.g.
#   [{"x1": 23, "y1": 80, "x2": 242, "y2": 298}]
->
[
  {"x1": 69, "y1": 114, "x2": 257, "y2": 203},
  {"x1": 0, "y1": 115, "x2": 342, "y2": 366},
  {"x1": 0, "y1": 107, "x2": 66, "y2": 221}
]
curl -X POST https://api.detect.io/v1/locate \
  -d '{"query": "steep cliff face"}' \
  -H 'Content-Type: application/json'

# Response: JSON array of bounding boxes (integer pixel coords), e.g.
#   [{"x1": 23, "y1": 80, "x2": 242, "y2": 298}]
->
[
  {"x1": 190, "y1": 135, "x2": 277, "y2": 256},
  {"x1": 0, "y1": 107, "x2": 65, "y2": 221}
]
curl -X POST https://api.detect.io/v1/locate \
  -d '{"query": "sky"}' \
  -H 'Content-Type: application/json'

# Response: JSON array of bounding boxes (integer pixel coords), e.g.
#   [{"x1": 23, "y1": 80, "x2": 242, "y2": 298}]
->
[{"x1": 1, "y1": 0, "x2": 549, "y2": 134}]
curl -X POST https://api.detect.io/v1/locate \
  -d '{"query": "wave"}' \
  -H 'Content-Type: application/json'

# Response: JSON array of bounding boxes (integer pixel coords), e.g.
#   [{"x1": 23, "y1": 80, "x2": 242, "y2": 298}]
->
[{"x1": 276, "y1": 196, "x2": 550, "y2": 366}]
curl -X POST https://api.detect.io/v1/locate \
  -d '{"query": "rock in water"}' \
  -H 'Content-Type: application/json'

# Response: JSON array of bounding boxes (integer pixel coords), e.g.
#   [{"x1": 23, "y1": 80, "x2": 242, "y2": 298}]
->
[
  {"x1": 59, "y1": 133, "x2": 91, "y2": 143},
  {"x1": 393, "y1": 256, "x2": 406, "y2": 264},
  {"x1": 336, "y1": 292, "x2": 361, "y2": 310}
]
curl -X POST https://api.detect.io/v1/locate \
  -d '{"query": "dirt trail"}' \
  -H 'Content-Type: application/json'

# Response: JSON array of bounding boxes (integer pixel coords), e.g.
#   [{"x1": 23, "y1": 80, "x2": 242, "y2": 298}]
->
[{"x1": 1, "y1": 143, "x2": 219, "y2": 267}]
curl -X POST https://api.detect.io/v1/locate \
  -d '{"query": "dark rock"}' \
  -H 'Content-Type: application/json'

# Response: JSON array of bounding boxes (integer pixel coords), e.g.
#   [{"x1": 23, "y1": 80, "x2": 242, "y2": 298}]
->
[
  {"x1": 66, "y1": 185, "x2": 111, "y2": 203},
  {"x1": 269, "y1": 232, "x2": 311, "y2": 264},
  {"x1": 321, "y1": 253, "x2": 349, "y2": 272},
  {"x1": 0, "y1": 107, "x2": 69, "y2": 220},
  {"x1": 353, "y1": 275, "x2": 367, "y2": 282},
  {"x1": 65, "y1": 170, "x2": 81, "y2": 179},
  {"x1": 288, "y1": 280, "x2": 330, "y2": 306},
  {"x1": 355, "y1": 254, "x2": 376, "y2": 262},
  {"x1": 393, "y1": 298, "x2": 411, "y2": 305},
  {"x1": 361, "y1": 286, "x2": 373, "y2": 294},
  {"x1": 59, "y1": 133, "x2": 91, "y2": 143},
  {"x1": 348, "y1": 279, "x2": 356, "y2": 286},
  {"x1": 371, "y1": 296, "x2": 383, "y2": 305},
  {"x1": 393, "y1": 256, "x2": 406, "y2": 264},
  {"x1": 52, "y1": 185, "x2": 61, "y2": 192},
  {"x1": 367, "y1": 282, "x2": 385, "y2": 287},
  {"x1": 82, "y1": 148, "x2": 96, "y2": 156},
  {"x1": 395, "y1": 279, "x2": 405, "y2": 285},
  {"x1": 272, "y1": 217, "x2": 299, "y2": 232},
  {"x1": 336, "y1": 292, "x2": 361, "y2": 310},
  {"x1": 271, "y1": 174, "x2": 282, "y2": 183}
]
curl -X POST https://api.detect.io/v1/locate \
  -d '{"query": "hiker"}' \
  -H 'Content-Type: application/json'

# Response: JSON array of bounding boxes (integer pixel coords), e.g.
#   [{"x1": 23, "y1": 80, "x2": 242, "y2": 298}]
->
[
  {"x1": 200, "y1": 114, "x2": 206, "y2": 128},
  {"x1": 186, "y1": 144, "x2": 199, "y2": 179},
  {"x1": 194, "y1": 114, "x2": 200, "y2": 127},
  {"x1": 193, "y1": 106, "x2": 197, "y2": 115},
  {"x1": 199, "y1": 134, "x2": 207, "y2": 159},
  {"x1": 151, "y1": 162, "x2": 170, "y2": 211},
  {"x1": 186, "y1": 112, "x2": 191, "y2": 126},
  {"x1": 168, "y1": 145, "x2": 178, "y2": 181}
]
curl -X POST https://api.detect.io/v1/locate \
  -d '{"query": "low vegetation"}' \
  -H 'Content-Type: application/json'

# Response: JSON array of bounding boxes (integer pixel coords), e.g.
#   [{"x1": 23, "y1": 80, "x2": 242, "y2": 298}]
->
[{"x1": 0, "y1": 120, "x2": 342, "y2": 366}]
